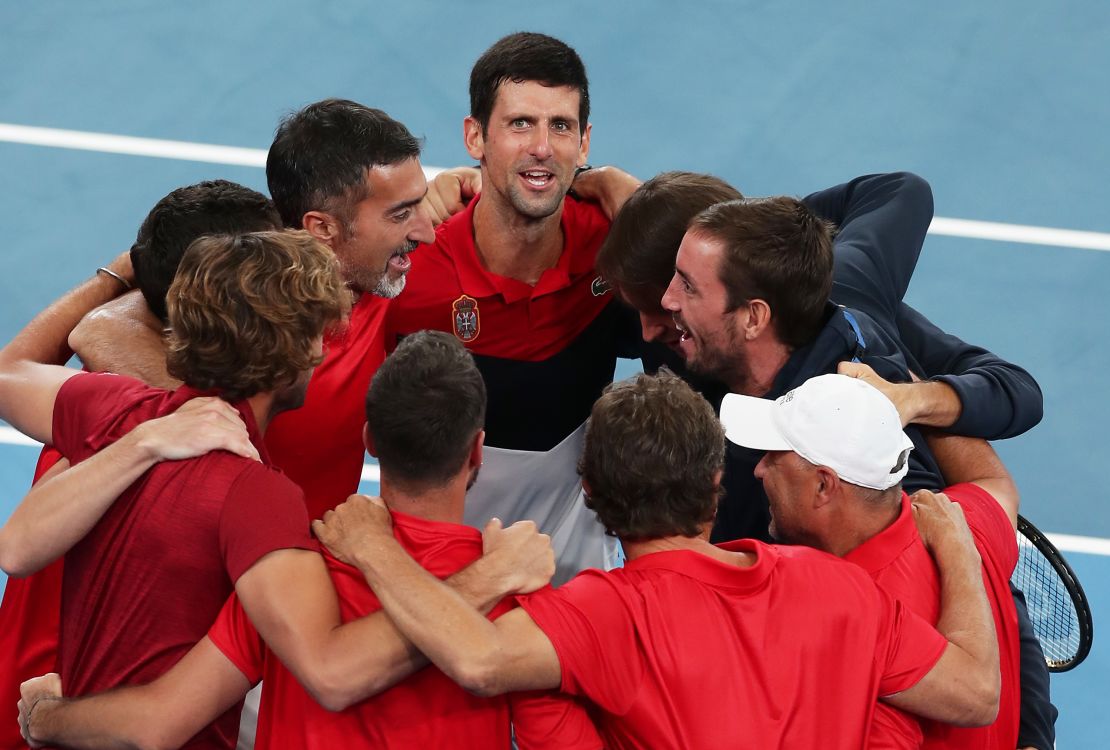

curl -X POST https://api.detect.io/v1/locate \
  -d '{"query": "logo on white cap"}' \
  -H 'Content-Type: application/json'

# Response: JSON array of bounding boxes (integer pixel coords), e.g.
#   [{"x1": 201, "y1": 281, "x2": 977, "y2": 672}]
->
[{"x1": 719, "y1": 374, "x2": 914, "y2": 490}]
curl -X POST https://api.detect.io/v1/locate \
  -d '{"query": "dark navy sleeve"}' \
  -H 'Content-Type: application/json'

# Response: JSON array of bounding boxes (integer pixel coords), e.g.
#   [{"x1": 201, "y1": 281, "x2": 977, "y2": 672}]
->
[
  {"x1": 896, "y1": 304, "x2": 1043, "y2": 439},
  {"x1": 805, "y1": 172, "x2": 933, "y2": 330}
]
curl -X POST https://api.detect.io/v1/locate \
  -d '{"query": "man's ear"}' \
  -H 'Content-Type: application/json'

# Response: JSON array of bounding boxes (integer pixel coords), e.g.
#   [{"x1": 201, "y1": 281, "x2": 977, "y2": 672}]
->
[
  {"x1": 741, "y1": 298, "x2": 774, "y2": 341},
  {"x1": 463, "y1": 116, "x2": 485, "y2": 162},
  {"x1": 812, "y1": 465, "x2": 840, "y2": 509},
  {"x1": 362, "y1": 422, "x2": 377, "y2": 458},
  {"x1": 468, "y1": 429, "x2": 485, "y2": 470},
  {"x1": 302, "y1": 211, "x2": 341, "y2": 246}
]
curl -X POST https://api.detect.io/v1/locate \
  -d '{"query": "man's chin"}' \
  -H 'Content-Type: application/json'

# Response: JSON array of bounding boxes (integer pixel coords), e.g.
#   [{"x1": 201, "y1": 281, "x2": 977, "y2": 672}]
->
[{"x1": 371, "y1": 272, "x2": 407, "y2": 299}]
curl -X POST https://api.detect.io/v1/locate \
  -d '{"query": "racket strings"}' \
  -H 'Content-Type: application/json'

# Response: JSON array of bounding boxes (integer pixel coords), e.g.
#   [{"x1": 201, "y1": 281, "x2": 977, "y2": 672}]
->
[{"x1": 1013, "y1": 537, "x2": 1081, "y2": 668}]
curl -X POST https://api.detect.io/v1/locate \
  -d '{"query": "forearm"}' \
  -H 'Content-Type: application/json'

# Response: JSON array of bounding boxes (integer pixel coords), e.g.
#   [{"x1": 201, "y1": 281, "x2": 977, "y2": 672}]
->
[
  {"x1": 70, "y1": 292, "x2": 178, "y2": 389},
  {"x1": 0, "y1": 429, "x2": 161, "y2": 577},
  {"x1": 931, "y1": 537, "x2": 1000, "y2": 715},
  {"x1": 352, "y1": 533, "x2": 511, "y2": 695},
  {"x1": 570, "y1": 166, "x2": 641, "y2": 220},
  {"x1": 897, "y1": 303, "x2": 1043, "y2": 438},
  {"x1": 924, "y1": 430, "x2": 1019, "y2": 525},
  {"x1": 1, "y1": 258, "x2": 131, "y2": 371},
  {"x1": 29, "y1": 692, "x2": 168, "y2": 750}
]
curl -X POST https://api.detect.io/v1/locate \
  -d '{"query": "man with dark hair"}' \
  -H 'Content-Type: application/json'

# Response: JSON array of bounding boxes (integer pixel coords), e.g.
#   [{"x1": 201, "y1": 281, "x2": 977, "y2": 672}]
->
[
  {"x1": 18, "y1": 332, "x2": 594, "y2": 750},
  {"x1": 70, "y1": 99, "x2": 440, "y2": 522},
  {"x1": 131, "y1": 180, "x2": 283, "y2": 323},
  {"x1": 0, "y1": 230, "x2": 349, "y2": 747},
  {"x1": 0, "y1": 179, "x2": 283, "y2": 750},
  {"x1": 313, "y1": 370, "x2": 1004, "y2": 749},
  {"x1": 723, "y1": 372, "x2": 1023, "y2": 748},
  {"x1": 385, "y1": 32, "x2": 641, "y2": 581}
]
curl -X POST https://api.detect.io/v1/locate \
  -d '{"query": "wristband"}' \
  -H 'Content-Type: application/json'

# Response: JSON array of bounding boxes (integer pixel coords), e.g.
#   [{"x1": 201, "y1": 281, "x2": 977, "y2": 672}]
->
[
  {"x1": 96, "y1": 267, "x2": 132, "y2": 290},
  {"x1": 567, "y1": 164, "x2": 593, "y2": 200}
]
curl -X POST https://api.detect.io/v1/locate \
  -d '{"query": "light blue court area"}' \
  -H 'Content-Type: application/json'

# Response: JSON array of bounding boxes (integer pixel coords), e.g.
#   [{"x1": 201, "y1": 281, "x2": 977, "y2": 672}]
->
[{"x1": 2, "y1": 1, "x2": 1109, "y2": 745}]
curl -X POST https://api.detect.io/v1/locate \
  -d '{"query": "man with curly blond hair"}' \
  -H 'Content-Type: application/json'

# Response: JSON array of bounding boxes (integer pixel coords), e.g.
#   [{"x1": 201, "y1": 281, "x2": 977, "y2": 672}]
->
[{"x1": 0, "y1": 230, "x2": 355, "y2": 747}]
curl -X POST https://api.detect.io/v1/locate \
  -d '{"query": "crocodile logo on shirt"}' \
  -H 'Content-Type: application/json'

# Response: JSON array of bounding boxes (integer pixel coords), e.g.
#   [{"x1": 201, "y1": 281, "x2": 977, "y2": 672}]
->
[
  {"x1": 452, "y1": 294, "x2": 480, "y2": 343},
  {"x1": 591, "y1": 276, "x2": 612, "y2": 297}
]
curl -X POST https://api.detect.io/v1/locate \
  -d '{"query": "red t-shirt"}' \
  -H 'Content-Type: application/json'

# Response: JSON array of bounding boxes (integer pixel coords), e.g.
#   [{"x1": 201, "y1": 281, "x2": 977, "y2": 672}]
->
[
  {"x1": 0, "y1": 447, "x2": 65, "y2": 750},
  {"x1": 265, "y1": 292, "x2": 389, "y2": 520},
  {"x1": 208, "y1": 509, "x2": 601, "y2": 749},
  {"x1": 846, "y1": 485, "x2": 1020, "y2": 750},
  {"x1": 51, "y1": 372, "x2": 316, "y2": 750},
  {"x1": 516, "y1": 540, "x2": 947, "y2": 750}
]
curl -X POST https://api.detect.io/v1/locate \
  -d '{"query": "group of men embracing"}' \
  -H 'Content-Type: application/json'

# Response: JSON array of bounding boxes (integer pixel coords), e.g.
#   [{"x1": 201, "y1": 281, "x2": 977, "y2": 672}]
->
[{"x1": 0, "y1": 30, "x2": 1055, "y2": 750}]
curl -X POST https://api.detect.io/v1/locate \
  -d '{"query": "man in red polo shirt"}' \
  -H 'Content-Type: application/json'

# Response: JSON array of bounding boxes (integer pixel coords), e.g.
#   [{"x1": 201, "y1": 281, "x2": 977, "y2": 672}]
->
[
  {"x1": 722, "y1": 371, "x2": 1021, "y2": 748},
  {"x1": 18, "y1": 332, "x2": 593, "y2": 750},
  {"x1": 384, "y1": 33, "x2": 641, "y2": 582},
  {"x1": 313, "y1": 371, "x2": 1003, "y2": 749},
  {"x1": 0, "y1": 231, "x2": 351, "y2": 748},
  {"x1": 0, "y1": 181, "x2": 286, "y2": 750}
]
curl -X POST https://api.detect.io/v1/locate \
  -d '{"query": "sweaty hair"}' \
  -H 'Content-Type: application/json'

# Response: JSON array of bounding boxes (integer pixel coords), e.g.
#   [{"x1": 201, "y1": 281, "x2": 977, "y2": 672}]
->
[
  {"x1": 579, "y1": 371, "x2": 724, "y2": 540},
  {"x1": 689, "y1": 197, "x2": 834, "y2": 349},
  {"x1": 266, "y1": 99, "x2": 422, "y2": 229},
  {"x1": 597, "y1": 171, "x2": 743, "y2": 312},
  {"x1": 366, "y1": 331, "x2": 487, "y2": 488},
  {"x1": 166, "y1": 230, "x2": 351, "y2": 401},
  {"x1": 130, "y1": 180, "x2": 281, "y2": 322},
  {"x1": 470, "y1": 32, "x2": 590, "y2": 134}
]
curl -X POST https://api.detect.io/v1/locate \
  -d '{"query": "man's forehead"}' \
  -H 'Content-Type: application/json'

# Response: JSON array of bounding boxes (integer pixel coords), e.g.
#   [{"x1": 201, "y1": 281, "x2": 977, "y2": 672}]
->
[
  {"x1": 364, "y1": 158, "x2": 427, "y2": 202},
  {"x1": 492, "y1": 79, "x2": 581, "y2": 116}
]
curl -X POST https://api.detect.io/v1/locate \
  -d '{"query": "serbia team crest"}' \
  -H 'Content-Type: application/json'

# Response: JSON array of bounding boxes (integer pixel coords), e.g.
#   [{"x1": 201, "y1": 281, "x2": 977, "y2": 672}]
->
[{"x1": 452, "y1": 294, "x2": 480, "y2": 343}]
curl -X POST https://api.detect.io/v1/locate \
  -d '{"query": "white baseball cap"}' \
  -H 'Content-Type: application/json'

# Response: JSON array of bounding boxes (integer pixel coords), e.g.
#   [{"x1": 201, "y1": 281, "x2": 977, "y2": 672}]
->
[{"x1": 720, "y1": 374, "x2": 914, "y2": 490}]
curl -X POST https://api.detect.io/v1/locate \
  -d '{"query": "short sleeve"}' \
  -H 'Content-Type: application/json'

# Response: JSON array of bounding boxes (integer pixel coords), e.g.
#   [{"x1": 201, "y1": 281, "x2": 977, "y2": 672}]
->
[
  {"x1": 947, "y1": 482, "x2": 1019, "y2": 576},
  {"x1": 51, "y1": 372, "x2": 150, "y2": 460},
  {"x1": 218, "y1": 463, "x2": 317, "y2": 582},
  {"x1": 875, "y1": 589, "x2": 948, "y2": 696},
  {"x1": 515, "y1": 571, "x2": 641, "y2": 713},
  {"x1": 207, "y1": 594, "x2": 265, "y2": 684},
  {"x1": 510, "y1": 689, "x2": 603, "y2": 750}
]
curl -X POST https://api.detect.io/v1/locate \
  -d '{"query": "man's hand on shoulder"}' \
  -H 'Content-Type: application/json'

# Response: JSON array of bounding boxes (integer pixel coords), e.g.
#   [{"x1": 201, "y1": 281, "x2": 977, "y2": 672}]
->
[
  {"x1": 838, "y1": 360, "x2": 962, "y2": 428},
  {"x1": 909, "y1": 489, "x2": 980, "y2": 564},
  {"x1": 420, "y1": 167, "x2": 482, "y2": 227},
  {"x1": 132, "y1": 396, "x2": 260, "y2": 462},
  {"x1": 313, "y1": 494, "x2": 395, "y2": 565},
  {"x1": 480, "y1": 517, "x2": 555, "y2": 594}
]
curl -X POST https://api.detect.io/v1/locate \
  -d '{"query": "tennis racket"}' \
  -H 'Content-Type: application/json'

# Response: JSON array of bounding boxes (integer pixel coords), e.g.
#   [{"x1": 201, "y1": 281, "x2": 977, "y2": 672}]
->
[{"x1": 1011, "y1": 514, "x2": 1094, "y2": 672}]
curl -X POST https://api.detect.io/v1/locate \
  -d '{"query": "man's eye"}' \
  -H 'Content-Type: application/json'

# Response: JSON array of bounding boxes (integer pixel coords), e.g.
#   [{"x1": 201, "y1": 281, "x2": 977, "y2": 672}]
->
[
  {"x1": 393, "y1": 209, "x2": 412, "y2": 222},
  {"x1": 511, "y1": 119, "x2": 528, "y2": 128},
  {"x1": 552, "y1": 121, "x2": 570, "y2": 132}
]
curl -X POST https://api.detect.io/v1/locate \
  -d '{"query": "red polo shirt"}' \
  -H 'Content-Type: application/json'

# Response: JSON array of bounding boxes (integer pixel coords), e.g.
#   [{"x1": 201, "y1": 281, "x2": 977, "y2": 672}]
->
[
  {"x1": 208, "y1": 509, "x2": 601, "y2": 749},
  {"x1": 266, "y1": 292, "x2": 388, "y2": 519},
  {"x1": 0, "y1": 447, "x2": 65, "y2": 750},
  {"x1": 846, "y1": 484, "x2": 1020, "y2": 749},
  {"x1": 51, "y1": 372, "x2": 316, "y2": 750},
  {"x1": 517, "y1": 540, "x2": 947, "y2": 750}
]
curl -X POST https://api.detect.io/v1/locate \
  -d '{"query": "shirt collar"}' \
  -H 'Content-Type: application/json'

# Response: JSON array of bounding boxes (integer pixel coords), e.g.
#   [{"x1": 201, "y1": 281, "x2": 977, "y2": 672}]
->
[{"x1": 842, "y1": 494, "x2": 918, "y2": 576}]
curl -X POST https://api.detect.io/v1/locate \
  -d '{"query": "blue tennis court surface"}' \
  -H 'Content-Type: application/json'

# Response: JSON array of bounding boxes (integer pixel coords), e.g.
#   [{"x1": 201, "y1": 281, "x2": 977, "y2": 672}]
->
[{"x1": 2, "y1": 2, "x2": 1108, "y2": 745}]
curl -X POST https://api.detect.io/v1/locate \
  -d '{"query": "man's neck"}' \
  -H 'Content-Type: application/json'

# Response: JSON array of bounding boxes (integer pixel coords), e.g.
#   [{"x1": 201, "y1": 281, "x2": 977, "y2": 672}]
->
[
  {"x1": 472, "y1": 191, "x2": 565, "y2": 285},
  {"x1": 822, "y1": 494, "x2": 903, "y2": 558},
  {"x1": 379, "y1": 473, "x2": 467, "y2": 525},
  {"x1": 727, "y1": 336, "x2": 792, "y2": 397},
  {"x1": 246, "y1": 392, "x2": 276, "y2": 434},
  {"x1": 622, "y1": 533, "x2": 755, "y2": 568}
]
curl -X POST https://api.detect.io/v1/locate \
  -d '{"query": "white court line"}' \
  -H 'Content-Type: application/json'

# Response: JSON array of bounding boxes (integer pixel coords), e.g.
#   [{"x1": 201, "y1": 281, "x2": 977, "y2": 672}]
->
[
  {"x1": 4, "y1": 425, "x2": 1109, "y2": 555},
  {"x1": 0, "y1": 123, "x2": 444, "y2": 177},
  {"x1": 2, "y1": 122, "x2": 1109, "y2": 251}
]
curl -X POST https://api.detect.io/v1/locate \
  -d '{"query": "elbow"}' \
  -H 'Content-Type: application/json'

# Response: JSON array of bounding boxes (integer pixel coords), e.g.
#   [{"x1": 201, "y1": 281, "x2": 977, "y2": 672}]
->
[
  {"x1": 300, "y1": 665, "x2": 379, "y2": 712},
  {"x1": 956, "y1": 671, "x2": 1001, "y2": 727},
  {"x1": 0, "y1": 539, "x2": 36, "y2": 579},
  {"x1": 450, "y1": 653, "x2": 506, "y2": 698}
]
